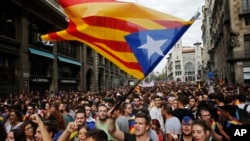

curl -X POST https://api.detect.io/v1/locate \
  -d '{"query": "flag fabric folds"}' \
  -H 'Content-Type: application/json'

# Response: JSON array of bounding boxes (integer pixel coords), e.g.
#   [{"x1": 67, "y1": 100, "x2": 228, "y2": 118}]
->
[{"x1": 41, "y1": 0, "x2": 198, "y2": 80}]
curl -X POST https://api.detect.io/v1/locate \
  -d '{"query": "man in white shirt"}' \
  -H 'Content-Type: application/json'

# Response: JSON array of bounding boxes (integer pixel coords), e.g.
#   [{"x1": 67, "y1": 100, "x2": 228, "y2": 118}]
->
[{"x1": 149, "y1": 95, "x2": 165, "y2": 132}]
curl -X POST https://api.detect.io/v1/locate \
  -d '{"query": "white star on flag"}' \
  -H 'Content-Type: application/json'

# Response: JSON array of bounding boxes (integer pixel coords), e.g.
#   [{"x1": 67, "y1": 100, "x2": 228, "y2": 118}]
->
[{"x1": 138, "y1": 35, "x2": 167, "y2": 59}]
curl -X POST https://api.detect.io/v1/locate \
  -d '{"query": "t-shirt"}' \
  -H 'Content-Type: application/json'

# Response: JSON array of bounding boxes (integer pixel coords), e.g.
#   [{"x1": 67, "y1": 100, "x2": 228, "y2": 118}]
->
[
  {"x1": 124, "y1": 132, "x2": 153, "y2": 141},
  {"x1": 116, "y1": 116, "x2": 129, "y2": 133},
  {"x1": 164, "y1": 116, "x2": 181, "y2": 136},
  {"x1": 95, "y1": 120, "x2": 119, "y2": 141}
]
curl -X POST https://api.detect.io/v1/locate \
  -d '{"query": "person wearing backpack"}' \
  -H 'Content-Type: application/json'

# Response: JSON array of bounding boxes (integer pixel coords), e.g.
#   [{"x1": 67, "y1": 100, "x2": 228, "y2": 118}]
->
[{"x1": 237, "y1": 94, "x2": 250, "y2": 114}]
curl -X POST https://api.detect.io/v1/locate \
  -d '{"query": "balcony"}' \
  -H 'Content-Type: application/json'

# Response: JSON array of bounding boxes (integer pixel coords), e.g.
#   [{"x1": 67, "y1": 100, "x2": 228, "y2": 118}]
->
[{"x1": 226, "y1": 51, "x2": 250, "y2": 62}]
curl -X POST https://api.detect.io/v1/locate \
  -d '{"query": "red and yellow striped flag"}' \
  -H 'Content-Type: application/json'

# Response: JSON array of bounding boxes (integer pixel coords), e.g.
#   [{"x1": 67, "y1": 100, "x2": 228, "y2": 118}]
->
[{"x1": 41, "y1": 0, "x2": 198, "y2": 80}]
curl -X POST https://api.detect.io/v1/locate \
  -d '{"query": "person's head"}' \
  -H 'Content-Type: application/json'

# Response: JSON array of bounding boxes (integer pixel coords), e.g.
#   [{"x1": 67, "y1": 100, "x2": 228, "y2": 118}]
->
[
  {"x1": 43, "y1": 121, "x2": 58, "y2": 139},
  {"x1": 124, "y1": 98, "x2": 131, "y2": 104},
  {"x1": 9, "y1": 109, "x2": 23, "y2": 124},
  {"x1": 197, "y1": 107, "x2": 211, "y2": 123},
  {"x1": 78, "y1": 125, "x2": 88, "y2": 141},
  {"x1": 238, "y1": 94, "x2": 247, "y2": 103},
  {"x1": 45, "y1": 103, "x2": 50, "y2": 111},
  {"x1": 34, "y1": 125, "x2": 43, "y2": 141},
  {"x1": 177, "y1": 94, "x2": 188, "y2": 108},
  {"x1": 167, "y1": 96, "x2": 176, "y2": 107},
  {"x1": 58, "y1": 103, "x2": 65, "y2": 113},
  {"x1": 192, "y1": 119, "x2": 211, "y2": 141},
  {"x1": 97, "y1": 104, "x2": 108, "y2": 121},
  {"x1": 4, "y1": 106, "x2": 10, "y2": 117},
  {"x1": 202, "y1": 93, "x2": 209, "y2": 102},
  {"x1": 91, "y1": 104, "x2": 97, "y2": 112},
  {"x1": 85, "y1": 128, "x2": 108, "y2": 141},
  {"x1": 161, "y1": 103, "x2": 173, "y2": 117},
  {"x1": 134, "y1": 112, "x2": 151, "y2": 136},
  {"x1": 181, "y1": 116, "x2": 193, "y2": 136},
  {"x1": 5, "y1": 129, "x2": 21, "y2": 141},
  {"x1": 189, "y1": 96, "x2": 197, "y2": 109},
  {"x1": 153, "y1": 95, "x2": 162, "y2": 108},
  {"x1": 225, "y1": 95, "x2": 235, "y2": 105},
  {"x1": 220, "y1": 105, "x2": 237, "y2": 120},
  {"x1": 84, "y1": 104, "x2": 92, "y2": 117},
  {"x1": 20, "y1": 120, "x2": 34, "y2": 139},
  {"x1": 48, "y1": 103, "x2": 59, "y2": 114},
  {"x1": 27, "y1": 104, "x2": 35, "y2": 116},
  {"x1": 172, "y1": 99, "x2": 178, "y2": 110},
  {"x1": 133, "y1": 96, "x2": 141, "y2": 107},
  {"x1": 75, "y1": 110, "x2": 86, "y2": 126},
  {"x1": 121, "y1": 102, "x2": 132, "y2": 115},
  {"x1": 151, "y1": 119, "x2": 161, "y2": 132}
]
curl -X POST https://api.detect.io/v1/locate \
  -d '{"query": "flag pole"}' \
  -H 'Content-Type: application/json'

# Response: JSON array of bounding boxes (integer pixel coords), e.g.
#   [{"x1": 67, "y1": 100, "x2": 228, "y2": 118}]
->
[{"x1": 111, "y1": 79, "x2": 142, "y2": 114}]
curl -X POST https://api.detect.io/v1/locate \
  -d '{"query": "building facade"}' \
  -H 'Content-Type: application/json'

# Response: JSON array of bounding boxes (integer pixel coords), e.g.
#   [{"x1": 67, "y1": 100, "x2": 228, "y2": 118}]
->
[
  {"x1": 166, "y1": 41, "x2": 203, "y2": 83},
  {"x1": 0, "y1": 0, "x2": 131, "y2": 98},
  {"x1": 202, "y1": 0, "x2": 250, "y2": 84}
]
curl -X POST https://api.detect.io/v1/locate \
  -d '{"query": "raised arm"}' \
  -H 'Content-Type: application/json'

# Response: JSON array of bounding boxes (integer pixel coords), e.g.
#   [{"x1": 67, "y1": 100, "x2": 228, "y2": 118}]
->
[
  {"x1": 107, "y1": 108, "x2": 125, "y2": 141},
  {"x1": 30, "y1": 114, "x2": 53, "y2": 141}
]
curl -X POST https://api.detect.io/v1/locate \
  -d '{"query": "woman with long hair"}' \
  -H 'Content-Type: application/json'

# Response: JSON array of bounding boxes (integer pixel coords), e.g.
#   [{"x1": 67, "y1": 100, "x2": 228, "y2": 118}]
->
[
  {"x1": 0, "y1": 123, "x2": 7, "y2": 141},
  {"x1": 5, "y1": 129, "x2": 21, "y2": 141},
  {"x1": 191, "y1": 119, "x2": 211, "y2": 141},
  {"x1": 19, "y1": 120, "x2": 36, "y2": 141},
  {"x1": 151, "y1": 119, "x2": 164, "y2": 141}
]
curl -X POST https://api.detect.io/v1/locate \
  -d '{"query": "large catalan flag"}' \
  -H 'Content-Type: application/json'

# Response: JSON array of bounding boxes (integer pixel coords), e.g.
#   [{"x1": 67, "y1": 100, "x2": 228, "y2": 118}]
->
[{"x1": 41, "y1": 0, "x2": 199, "y2": 80}]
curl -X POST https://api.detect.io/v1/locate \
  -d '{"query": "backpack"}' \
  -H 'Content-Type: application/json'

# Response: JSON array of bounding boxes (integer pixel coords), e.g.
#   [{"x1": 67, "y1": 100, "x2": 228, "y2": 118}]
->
[
  {"x1": 243, "y1": 104, "x2": 249, "y2": 111},
  {"x1": 243, "y1": 104, "x2": 250, "y2": 117},
  {"x1": 237, "y1": 105, "x2": 250, "y2": 120}
]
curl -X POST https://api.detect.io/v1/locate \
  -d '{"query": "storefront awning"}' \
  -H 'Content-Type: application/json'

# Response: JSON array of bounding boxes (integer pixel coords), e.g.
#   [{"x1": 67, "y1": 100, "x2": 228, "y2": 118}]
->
[
  {"x1": 28, "y1": 48, "x2": 55, "y2": 59},
  {"x1": 58, "y1": 56, "x2": 81, "y2": 66}
]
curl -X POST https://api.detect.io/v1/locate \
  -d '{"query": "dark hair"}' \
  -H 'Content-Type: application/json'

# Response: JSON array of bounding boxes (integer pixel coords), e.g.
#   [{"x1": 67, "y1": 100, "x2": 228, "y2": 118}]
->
[
  {"x1": 77, "y1": 125, "x2": 89, "y2": 132},
  {"x1": 10, "y1": 129, "x2": 22, "y2": 141},
  {"x1": 135, "y1": 112, "x2": 151, "y2": 125},
  {"x1": 0, "y1": 123, "x2": 7, "y2": 141},
  {"x1": 19, "y1": 120, "x2": 36, "y2": 139},
  {"x1": 162, "y1": 103, "x2": 173, "y2": 115},
  {"x1": 151, "y1": 119, "x2": 161, "y2": 129},
  {"x1": 97, "y1": 104, "x2": 108, "y2": 111},
  {"x1": 238, "y1": 94, "x2": 247, "y2": 102},
  {"x1": 192, "y1": 119, "x2": 211, "y2": 133},
  {"x1": 86, "y1": 128, "x2": 108, "y2": 141},
  {"x1": 221, "y1": 105, "x2": 237, "y2": 117},
  {"x1": 44, "y1": 120, "x2": 58, "y2": 138},
  {"x1": 197, "y1": 106, "x2": 210, "y2": 117},
  {"x1": 75, "y1": 106, "x2": 85, "y2": 113},
  {"x1": 75, "y1": 109, "x2": 86, "y2": 118},
  {"x1": 177, "y1": 94, "x2": 188, "y2": 105},
  {"x1": 11, "y1": 109, "x2": 23, "y2": 122}
]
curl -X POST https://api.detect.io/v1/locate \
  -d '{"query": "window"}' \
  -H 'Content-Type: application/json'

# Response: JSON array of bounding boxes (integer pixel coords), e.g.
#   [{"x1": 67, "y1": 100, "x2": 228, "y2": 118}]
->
[
  {"x1": 175, "y1": 65, "x2": 181, "y2": 70},
  {"x1": 185, "y1": 62, "x2": 195, "y2": 75},
  {"x1": 245, "y1": 17, "x2": 250, "y2": 26},
  {"x1": 244, "y1": 34, "x2": 250, "y2": 56},
  {"x1": 0, "y1": 4, "x2": 17, "y2": 39},
  {"x1": 57, "y1": 41, "x2": 77, "y2": 58},
  {"x1": 242, "y1": 0, "x2": 250, "y2": 11},
  {"x1": 87, "y1": 47, "x2": 93, "y2": 63}
]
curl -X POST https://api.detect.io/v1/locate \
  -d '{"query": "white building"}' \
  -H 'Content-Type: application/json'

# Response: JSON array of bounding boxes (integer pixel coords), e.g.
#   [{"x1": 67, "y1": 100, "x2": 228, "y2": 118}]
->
[{"x1": 166, "y1": 40, "x2": 203, "y2": 83}]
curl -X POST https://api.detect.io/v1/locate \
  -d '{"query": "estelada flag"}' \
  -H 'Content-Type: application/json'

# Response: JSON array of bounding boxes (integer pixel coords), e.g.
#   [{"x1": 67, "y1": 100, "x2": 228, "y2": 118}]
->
[{"x1": 41, "y1": 0, "x2": 199, "y2": 80}]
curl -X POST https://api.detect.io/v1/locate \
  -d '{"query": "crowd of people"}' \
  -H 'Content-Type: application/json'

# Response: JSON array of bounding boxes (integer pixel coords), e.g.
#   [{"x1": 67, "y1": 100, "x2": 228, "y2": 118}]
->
[{"x1": 0, "y1": 81, "x2": 250, "y2": 141}]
